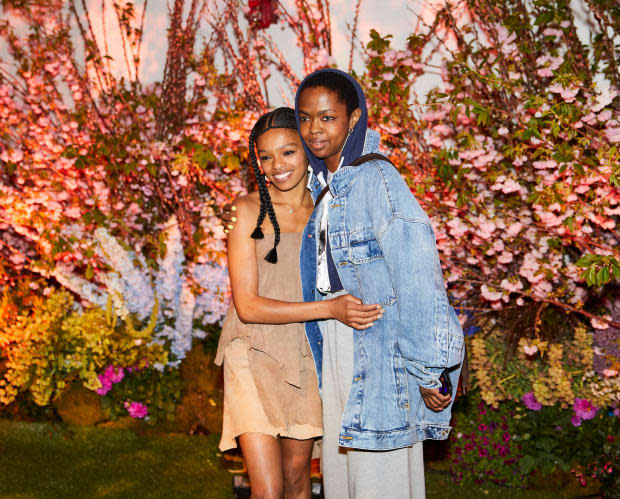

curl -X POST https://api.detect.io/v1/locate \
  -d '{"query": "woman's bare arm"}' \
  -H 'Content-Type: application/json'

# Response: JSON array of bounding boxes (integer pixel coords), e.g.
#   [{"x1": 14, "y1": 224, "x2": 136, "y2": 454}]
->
[{"x1": 227, "y1": 196, "x2": 382, "y2": 328}]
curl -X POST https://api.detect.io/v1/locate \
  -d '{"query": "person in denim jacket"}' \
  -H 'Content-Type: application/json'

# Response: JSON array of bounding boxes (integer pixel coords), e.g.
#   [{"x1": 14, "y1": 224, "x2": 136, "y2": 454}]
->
[
  {"x1": 294, "y1": 69, "x2": 465, "y2": 499},
  {"x1": 222, "y1": 69, "x2": 465, "y2": 499}
]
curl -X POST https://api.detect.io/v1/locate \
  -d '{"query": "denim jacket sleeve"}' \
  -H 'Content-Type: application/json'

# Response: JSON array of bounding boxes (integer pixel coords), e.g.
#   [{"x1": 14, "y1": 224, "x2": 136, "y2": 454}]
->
[{"x1": 361, "y1": 161, "x2": 463, "y2": 389}]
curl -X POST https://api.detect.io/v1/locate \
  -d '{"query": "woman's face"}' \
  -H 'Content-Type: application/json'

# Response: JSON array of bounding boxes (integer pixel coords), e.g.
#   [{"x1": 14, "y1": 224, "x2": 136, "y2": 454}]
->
[
  {"x1": 297, "y1": 86, "x2": 360, "y2": 172},
  {"x1": 256, "y1": 128, "x2": 308, "y2": 192}
]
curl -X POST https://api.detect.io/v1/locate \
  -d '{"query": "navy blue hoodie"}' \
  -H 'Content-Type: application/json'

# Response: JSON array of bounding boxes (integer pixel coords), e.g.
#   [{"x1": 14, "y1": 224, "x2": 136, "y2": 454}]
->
[{"x1": 294, "y1": 68, "x2": 369, "y2": 292}]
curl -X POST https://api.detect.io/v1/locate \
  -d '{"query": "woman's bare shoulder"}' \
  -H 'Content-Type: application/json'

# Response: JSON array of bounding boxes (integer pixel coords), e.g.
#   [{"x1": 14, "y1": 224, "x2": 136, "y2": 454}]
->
[{"x1": 232, "y1": 192, "x2": 260, "y2": 229}]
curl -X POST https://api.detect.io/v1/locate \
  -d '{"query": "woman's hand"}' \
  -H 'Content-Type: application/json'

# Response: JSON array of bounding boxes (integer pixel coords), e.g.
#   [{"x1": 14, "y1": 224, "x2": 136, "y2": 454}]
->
[
  {"x1": 419, "y1": 386, "x2": 451, "y2": 412},
  {"x1": 221, "y1": 203, "x2": 237, "y2": 234},
  {"x1": 326, "y1": 294, "x2": 383, "y2": 330}
]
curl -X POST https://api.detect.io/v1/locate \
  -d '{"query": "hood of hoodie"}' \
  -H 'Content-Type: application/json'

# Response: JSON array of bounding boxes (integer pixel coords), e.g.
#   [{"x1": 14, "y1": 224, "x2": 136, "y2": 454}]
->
[{"x1": 295, "y1": 68, "x2": 368, "y2": 182}]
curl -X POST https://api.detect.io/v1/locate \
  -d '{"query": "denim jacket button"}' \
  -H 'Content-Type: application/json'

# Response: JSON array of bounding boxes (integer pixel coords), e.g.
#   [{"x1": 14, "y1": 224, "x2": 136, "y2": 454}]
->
[
  {"x1": 308, "y1": 234, "x2": 312, "y2": 238},
  {"x1": 354, "y1": 376, "x2": 361, "y2": 382},
  {"x1": 338, "y1": 262, "x2": 347, "y2": 266}
]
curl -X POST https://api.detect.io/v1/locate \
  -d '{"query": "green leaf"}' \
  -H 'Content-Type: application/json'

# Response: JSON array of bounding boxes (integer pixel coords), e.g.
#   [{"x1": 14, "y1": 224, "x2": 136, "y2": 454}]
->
[
  {"x1": 534, "y1": 11, "x2": 553, "y2": 26},
  {"x1": 575, "y1": 254, "x2": 596, "y2": 267},
  {"x1": 519, "y1": 455, "x2": 537, "y2": 475}
]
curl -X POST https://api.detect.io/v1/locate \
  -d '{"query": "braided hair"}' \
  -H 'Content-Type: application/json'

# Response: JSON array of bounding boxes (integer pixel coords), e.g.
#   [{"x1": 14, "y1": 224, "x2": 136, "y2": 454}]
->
[{"x1": 248, "y1": 107, "x2": 298, "y2": 264}]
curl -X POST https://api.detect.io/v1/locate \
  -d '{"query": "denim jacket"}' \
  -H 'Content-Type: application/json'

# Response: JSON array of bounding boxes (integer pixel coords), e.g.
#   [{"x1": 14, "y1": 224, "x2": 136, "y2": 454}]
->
[{"x1": 300, "y1": 129, "x2": 465, "y2": 451}]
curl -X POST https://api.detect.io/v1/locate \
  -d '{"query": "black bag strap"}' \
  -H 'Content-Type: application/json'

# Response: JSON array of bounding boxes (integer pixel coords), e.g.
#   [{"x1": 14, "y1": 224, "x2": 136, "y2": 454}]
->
[
  {"x1": 349, "y1": 153, "x2": 394, "y2": 167},
  {"x1": 314, "y1": 154, "x2": 394, "y2": 206}
]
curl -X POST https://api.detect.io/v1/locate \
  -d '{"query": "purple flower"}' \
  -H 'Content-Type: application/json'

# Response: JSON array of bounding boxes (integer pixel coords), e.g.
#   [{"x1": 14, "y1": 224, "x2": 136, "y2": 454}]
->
[
  {"x1": 124, "y1": 401, "x2": 148, "y2": 419},
  {"x1": 109, "y1": 366, "x2": 124, "y2": 383},
  {"x1": 478, "y1": 423, "x2": 488, "y2": 432},
  {"x1": 503, "y1": 431, "x2": 511, "y2": 442},
  {"x1": 574, "y1": 398, "x2": 598, "y2": 421},
  {"x1": 96, "y1": 377, "x2": 112, "y2": 395},
  {"x1": 613, "y1": 408, "x2": 620, "y2": 418},
  {"x1": 522, "y1": 392, "x2": 542, "y2": 411},
  {"x1": 478, "y1": 447, "x2": 489, "y2": 457},
  {"x1": 571, "y1": 415, "x2": 582, "y2": 427},
  {"x1": 497, "y1": 445, "x2": 509, "y2": 457}
]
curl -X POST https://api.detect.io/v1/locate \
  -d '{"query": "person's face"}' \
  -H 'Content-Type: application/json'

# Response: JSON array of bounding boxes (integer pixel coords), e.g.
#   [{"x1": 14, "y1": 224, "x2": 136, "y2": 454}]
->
[
  {"x1": 298, "y1": 86, "x2": 360, "y2": 171},
  {"x1": 256, "y1": 128, "x2": 308, "y2": 192}
]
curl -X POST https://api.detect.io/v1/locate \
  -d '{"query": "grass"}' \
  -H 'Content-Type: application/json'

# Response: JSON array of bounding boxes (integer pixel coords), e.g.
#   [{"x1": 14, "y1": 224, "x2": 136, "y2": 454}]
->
[
  {"x1": 0, "y1": 419, "x2": 232, "y2": 498},
  {"x1": 0, "y1": 419, "x2": 594, "y2": 498}
]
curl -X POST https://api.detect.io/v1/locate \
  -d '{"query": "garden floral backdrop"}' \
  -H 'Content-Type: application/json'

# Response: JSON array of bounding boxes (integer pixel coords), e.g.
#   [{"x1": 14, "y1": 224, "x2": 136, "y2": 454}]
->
[{"x1": 0, "y1": 0, "x2": 618, "y2": 495}]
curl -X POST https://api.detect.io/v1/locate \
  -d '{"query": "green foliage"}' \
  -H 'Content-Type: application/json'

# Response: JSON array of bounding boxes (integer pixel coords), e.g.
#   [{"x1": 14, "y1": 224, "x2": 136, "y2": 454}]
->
[
  {"x1": 514, "y1": 404, "x2": 619, "y2": 496},
  {"x1": 101, "y1": 366, "x2": 183, "y2": 425},
  {"x1": 0, "y1": 288, "x2": 168, "y2": 407},
  {"x1": 576, "y1": 254, "x2": 620, "y2": 287},
  {"x1": 449, "y1": 395, "x2": 524, "y2": 487}
]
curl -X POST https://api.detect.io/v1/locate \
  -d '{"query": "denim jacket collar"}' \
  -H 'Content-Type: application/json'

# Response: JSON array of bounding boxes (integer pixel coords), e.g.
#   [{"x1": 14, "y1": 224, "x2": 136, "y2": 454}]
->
[{"x1": 329, "y1": 129, "x2": 381, "y2": 198}]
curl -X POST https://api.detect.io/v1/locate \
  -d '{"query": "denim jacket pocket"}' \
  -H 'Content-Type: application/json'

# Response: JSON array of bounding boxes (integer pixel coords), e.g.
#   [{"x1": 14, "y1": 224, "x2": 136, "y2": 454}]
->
[
  {"x1": 345, "y1": 228, "x2": 396, "y2": 307},
  {"x1": 348, "y1": 227, "x2": 382, "y2": 264}
]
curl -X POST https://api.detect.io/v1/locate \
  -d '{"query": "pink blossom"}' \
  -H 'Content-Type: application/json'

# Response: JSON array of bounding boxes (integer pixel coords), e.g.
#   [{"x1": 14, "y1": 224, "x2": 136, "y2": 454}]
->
[
  {"x1": 536, "y1": 55, "x2": 562, "y2": 77},
  {"x1": 523, "y1": 344, "x2": 538, "y2": 356},
  {"x1": 447, "y1": 218, "x2": 468, "y2": 237},
  {"x1": 591, "y1": 315, "x2": 611, "y2": 330},
  {"x1": 592, "y1": 87, "x2": 617, "y2": 112},
  {"x1": 605, "y1": 127, "x2": 620, "y2": 143},
  {"x1": 500, "y1": 178, "x2": 522, "y2": 194},
  {"x1": 481, "y1": 284, "x2": 502, "y2": 301},
  {"x1": 532, "y1": 279, "x2": 552, "y2": 297},
  {"x1": 549, "y1": 83, "x2": 579, "y2": 103},
  {"x1": 9, "y1": 149, "x2": 23, "y2": 162},
  {"x1": 477, "y1": 218, "x2": 496, "y2": 239},
  {"x1": 423, "y1": 109, "x2": 448, "y2": 121},
  {"x1": 496, "y1": 25, "x2": 517, "y2": 55},
  {"x1": 602, "y1": 369, "x2": 618, "y2": 378},
  {"x1": 533, "y1": 159, "x2": 557, "y2": 169},
  {"x1": 582, "y1": 112, "x2": 597, "y2": 125},
  {"x1": 500, "y1": 277, "x2": 522, "y2": 291},
  {"x1": 542, "y1": 28, "x2": 562, "y2": 38},
  {"x1": 124, "y1": 401, "x2": 148, "y2": 419},
  {"x1": 573, "y1": 398, "x2": 598, "y2": 421},
  {"x1": 571, "y1": 415, "x2": 582, "y2": 427},
  {"x1": 96, "y1": 378, "x2": 113, "y2": 395},
  {"x1": 497, "y1": 126, "x2": 509, "y2": 136},
  {"x1": 522, "y1": 392, "x2": 542, "y2": 410},
  {"x1": 506, "y1": 222, "x2": 523, "y2": 237}
]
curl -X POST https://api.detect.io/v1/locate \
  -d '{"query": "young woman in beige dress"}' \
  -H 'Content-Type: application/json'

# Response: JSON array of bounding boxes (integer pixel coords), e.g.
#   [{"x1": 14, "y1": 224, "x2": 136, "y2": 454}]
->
[{"x1": 215, "y1": 107, "x2": 382, "y2": 499}]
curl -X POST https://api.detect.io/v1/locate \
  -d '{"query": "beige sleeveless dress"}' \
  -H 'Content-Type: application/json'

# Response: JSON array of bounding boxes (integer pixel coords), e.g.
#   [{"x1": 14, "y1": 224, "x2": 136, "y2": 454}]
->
[{"x1": 215, "y1": 232, "x2": 323, "y2": 451}]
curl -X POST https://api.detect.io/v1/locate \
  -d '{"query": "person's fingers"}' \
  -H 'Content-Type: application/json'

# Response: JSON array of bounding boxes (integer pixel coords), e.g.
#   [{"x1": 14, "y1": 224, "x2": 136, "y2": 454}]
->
[
  {"x1": 342, "y1": 294, "x2": 363, "y2": 305},
  {"x1": 349, "y1": 308, "x2": 382, "y2": 320},
  {"x1": 349, "y1": 304, "x2": 383, "y2": 314},
  {"x1": 355, "y1": 322, "x2": 375, "y2": 330}
]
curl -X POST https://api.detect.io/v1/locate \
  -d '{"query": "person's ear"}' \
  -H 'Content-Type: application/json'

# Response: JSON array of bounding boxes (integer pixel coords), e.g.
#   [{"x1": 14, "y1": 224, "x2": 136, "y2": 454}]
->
[{"x1": 348, "y1": 108, "x2": 361, "y2": 131}]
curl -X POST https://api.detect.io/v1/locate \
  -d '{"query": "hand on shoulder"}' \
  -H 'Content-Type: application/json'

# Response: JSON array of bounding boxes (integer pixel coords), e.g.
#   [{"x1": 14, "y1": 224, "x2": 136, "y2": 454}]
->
[{"x1": 221, "y1": 192, "x2": 259, "y2": 234}]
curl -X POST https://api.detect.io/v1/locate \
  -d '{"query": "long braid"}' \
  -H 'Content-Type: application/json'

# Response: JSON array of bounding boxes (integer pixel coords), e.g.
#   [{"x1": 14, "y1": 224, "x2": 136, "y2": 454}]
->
[
  {"x1": 248, "y1": 128, "x2": 266, "y2": 240},
  {"x1": 248, "y1": 108, "x2": 296, "y2": 263},
  {"x1": 263, "y1": 201, "x2": 280, "y2": 263}
]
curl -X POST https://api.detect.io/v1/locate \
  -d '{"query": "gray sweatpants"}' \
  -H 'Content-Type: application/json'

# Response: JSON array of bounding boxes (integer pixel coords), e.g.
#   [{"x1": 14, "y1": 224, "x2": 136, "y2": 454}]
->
[{"x1": 321, "y1": 312, "x2": 426, "y2": 499}]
